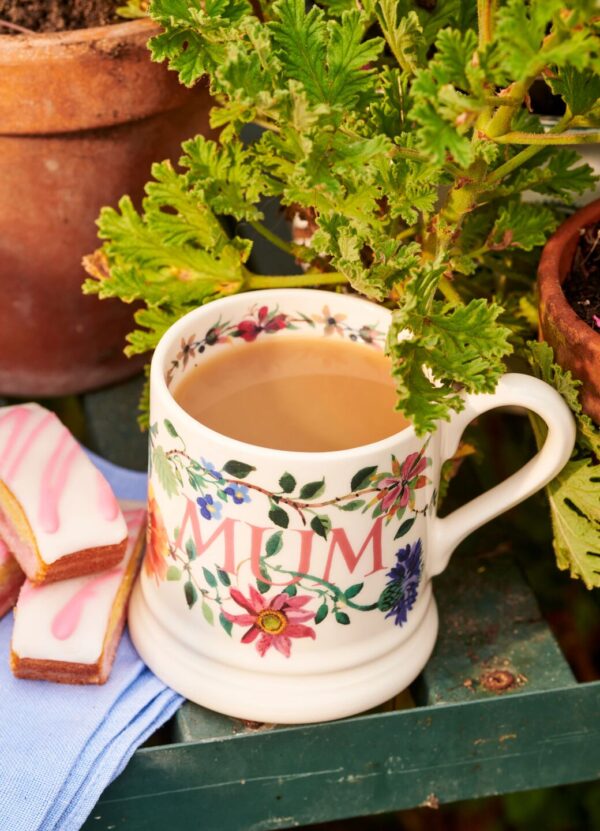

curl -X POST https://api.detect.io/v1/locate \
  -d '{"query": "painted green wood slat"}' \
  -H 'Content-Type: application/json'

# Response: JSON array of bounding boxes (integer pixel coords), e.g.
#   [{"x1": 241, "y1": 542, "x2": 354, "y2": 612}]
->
[
  {"x1": 83, "y1": 682, "x2": 600, "y2": 831},
  {"x1": 414, "y1": 546, "x2": 576, "y2": 705}
]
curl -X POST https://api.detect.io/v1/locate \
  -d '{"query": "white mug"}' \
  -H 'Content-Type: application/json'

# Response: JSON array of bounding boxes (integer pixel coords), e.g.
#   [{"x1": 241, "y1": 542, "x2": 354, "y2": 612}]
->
[{"x1": 129, "y1": 289, "x2": 575, "y2": 723}]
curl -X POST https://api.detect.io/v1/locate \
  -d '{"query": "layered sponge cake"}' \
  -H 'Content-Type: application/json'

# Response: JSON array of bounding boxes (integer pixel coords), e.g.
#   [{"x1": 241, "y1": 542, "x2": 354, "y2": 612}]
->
[
  {"x1": 10, "y1": 502, "x2": 146, "y2": 684},
  {"x1": 0, "y1": 404, "x2": 128, "y2": 583},
  {"x1": 0, "y1": 539, "x2": 24, "y2": 619}
]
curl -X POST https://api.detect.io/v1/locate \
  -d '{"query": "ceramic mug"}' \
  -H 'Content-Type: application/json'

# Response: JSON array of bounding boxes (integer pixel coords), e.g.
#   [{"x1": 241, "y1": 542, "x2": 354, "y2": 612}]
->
[{"x1": 129, "y1": 289, "x2": 575, "y2": 723}]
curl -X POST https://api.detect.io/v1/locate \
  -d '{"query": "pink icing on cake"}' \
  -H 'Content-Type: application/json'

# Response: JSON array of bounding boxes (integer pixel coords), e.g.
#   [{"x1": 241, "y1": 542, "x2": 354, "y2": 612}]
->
[
  {"x1": 0, "y1": 404, "x2": 128, "y2": 572},
  {"x1": 51, "y1": 567, "x2": 123, "y2": 640},
  {"x1": 96, "y1": 471, "x2": 120, "y2": 522},
  {"x1": 11, "y1": 501, "x2": 146, "y2": 666}
]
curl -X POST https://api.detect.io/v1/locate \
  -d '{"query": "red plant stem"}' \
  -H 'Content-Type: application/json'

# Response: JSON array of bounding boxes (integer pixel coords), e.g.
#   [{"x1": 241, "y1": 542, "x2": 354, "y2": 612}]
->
[{"x1": 0, "y1": 19, "x2": 36, "y2": 34}]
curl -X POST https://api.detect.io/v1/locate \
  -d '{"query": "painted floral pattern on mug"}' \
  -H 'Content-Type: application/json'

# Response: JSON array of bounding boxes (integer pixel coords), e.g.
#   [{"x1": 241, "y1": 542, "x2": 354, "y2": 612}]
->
[
  {"x1": 165, "y1": 303, "x2": 386, "y2": 387},
  {"x1": 147, "y1": 419, "x2": 434, "y2": 656}
]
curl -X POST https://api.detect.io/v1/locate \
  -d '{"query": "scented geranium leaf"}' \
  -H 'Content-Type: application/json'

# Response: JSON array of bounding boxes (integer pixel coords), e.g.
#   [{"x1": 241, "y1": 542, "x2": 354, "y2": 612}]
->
[
  {"x1": 495, "y1": 0, "x2": 597, "y2": 80},
  {"x1": 182, "y1": 136, "x2": 267, "y2": 222},
  {"x1": 271, "y1": 0, "x2": 382, "y2": 110},
  {"x1": 375, "y1": 0, "x2": 423, "y2": 75},
  {"x1": 375, "y1": 152, "x2": 440, "y2": 225},
  {"x1": 549, "y1": 68, "x2": 600, "y2": 117},
  {"x1": 489, "y1": 202, "x2": 559, "y2": 252},
  {"x1": 410, "y1": 74, "x2": 474, "y2": 166},
  {"x1": 498, "y1": 149, "x2": 598, "y2": 203},
  {"x1": 527, "y1": 341, "x2": 600, "y2": 458},
  {"x1": 313, "y1": 216, "x2": 421, "y2": 300},
  {"x1": 388, "y1": 269, "x2": 512, "y2": 433},
  {"x1": 546, "y1": 458, "x2": 600, "y2": 589},
  {"x1": 150, "y1": 0, "x2": 252, "y2": 85}
]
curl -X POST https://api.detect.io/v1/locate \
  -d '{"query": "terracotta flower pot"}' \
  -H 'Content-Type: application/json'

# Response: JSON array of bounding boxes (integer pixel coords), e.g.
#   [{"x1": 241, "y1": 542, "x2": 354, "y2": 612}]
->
[
  {"x1": 538, "y1": 199, "x2": 600, "y2": 424},
  {"x1": 0, "y1": 19, "x2": 213, "y2": 396}
]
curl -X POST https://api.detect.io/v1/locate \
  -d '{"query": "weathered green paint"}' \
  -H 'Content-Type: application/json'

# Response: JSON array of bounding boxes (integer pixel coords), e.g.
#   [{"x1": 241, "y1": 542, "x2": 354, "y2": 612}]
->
[
  {"x1": 84, "y1": 683, "x2": 600, "y2": 831},
  {"x1": 415, "y1": 547, "x2": 576, "y2": 705}
]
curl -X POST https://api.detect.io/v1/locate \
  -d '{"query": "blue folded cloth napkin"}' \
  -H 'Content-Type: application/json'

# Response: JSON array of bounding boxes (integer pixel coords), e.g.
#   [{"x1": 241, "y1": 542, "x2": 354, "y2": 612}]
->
[{"x1": 0, "y1": 454, "x2": 184, "y2": 831}]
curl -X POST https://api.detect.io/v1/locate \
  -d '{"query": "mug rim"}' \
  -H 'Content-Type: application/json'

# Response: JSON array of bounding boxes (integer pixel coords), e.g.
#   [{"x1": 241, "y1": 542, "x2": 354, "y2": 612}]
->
[{"x1": 151, "y1": 288, "x2": 422, "y2": 461}]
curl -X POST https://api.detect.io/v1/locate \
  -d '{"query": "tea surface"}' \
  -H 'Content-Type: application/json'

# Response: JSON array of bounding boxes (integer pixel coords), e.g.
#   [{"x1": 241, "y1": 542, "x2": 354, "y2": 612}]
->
[{"x1": 173, "y1": 336, "x2": 410, "y2": 452}]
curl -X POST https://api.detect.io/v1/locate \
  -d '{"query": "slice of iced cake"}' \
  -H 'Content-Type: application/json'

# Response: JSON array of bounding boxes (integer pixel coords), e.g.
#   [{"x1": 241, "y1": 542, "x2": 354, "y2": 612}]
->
[
  {"x1": 10, "y1": 502, "x2": 146, "y2": 685},
  {"x1": 0, "y1": 403, "x2": 127, "y2": 583},
  {"x1": 0, "y1": 539, "x2": 25, "y2": 619}
]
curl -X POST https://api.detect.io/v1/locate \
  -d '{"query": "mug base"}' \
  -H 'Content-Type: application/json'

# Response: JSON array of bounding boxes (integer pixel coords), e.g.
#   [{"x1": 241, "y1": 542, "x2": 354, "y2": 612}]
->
[{"x1": 128, "y1": 579, "x2": 439, "y2": 724}]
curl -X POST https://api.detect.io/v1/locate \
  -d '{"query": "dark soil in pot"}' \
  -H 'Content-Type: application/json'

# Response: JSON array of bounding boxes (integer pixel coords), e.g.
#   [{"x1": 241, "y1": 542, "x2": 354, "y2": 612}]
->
[
  {"x1": 0, "y1": 0, "x2": 118, "y2": 33},
  {"x1": 563, "y1": 222, "x2": 600, "y2": 331}
]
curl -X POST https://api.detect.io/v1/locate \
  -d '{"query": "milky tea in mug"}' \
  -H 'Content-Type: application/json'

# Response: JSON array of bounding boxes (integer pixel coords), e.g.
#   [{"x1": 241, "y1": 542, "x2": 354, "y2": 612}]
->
[
  {"x1": 172, "y1": 336, "x2": 411, "y2": 452},
  {"x1": 129, "y1": 289, "x2": 575, "y2": 724}
]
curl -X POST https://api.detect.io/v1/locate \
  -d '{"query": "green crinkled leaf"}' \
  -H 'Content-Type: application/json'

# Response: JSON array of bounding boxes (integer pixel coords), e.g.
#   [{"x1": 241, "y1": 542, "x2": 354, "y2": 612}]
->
[
  {"x1": 527, "y1": 341, "x2": 600, "y2": 458},
  {"x1": 546, "y1": 458, "x2": 600, "y2": 589},
  {"x1": 548, "y1": 68, "x2": 600, "y2": 117},
  {"x1": 271, "y1": 0, "x2": 382, "y2": 110},
  {"x1": 388, "y1": 268, "x2": 513, "y2": 434},
  {"x1": 375, "y1": 1, "x2": 423, "y2": 75},
  {"x1": 490, "y1": 202, "x2": 559, "y2": 251},
  {"x1": 152, "y1": 446, "x2": 180, "y2": 498}
]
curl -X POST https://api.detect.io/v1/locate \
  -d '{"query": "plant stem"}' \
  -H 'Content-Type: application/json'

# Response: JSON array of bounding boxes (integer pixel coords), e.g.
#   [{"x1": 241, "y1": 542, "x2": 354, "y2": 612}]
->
[
  {"x1": 0, "y1": 18, "x2": 35, "y2": 33},
  {"x1": 245, "y1": 272, "x2": 348, "y2": 289},
  {"x1": 248, "y1": 220, "x2": 308, "y2": 259},
  {"x1": 396, "y1": 226, "x2": 417, "y2": 242},
  {"x1": 486, "y1": 113, "x2": 572, "y2": 184},
  {"x1": 438, "y1": 276, "x2": 463, "y2": 305},
  {"x1": 493, "y1": 130, "x2": 600, "y2": 145},
  {"x1": 477, "y1": 0, "x2": 497, "y2": 49}
]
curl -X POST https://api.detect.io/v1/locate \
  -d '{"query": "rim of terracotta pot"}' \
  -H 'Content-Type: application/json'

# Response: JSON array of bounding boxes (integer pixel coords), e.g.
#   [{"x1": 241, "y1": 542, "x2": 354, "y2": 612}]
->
[
  {"x1": 0, "y1": 16, "x2": 157, "y2": 46},
  {"x1": 0, "y1": 17, "x2": 191, "y2": 134},
  {"x1": 538, "y1": 198, "x2": 600, "y2": 346}
]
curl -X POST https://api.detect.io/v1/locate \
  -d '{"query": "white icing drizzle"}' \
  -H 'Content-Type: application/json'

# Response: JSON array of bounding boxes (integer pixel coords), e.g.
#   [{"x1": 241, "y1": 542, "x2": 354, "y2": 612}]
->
[
  {"x1": 11, "y1": 502, "x2": 146, "y2": 665},
  {"x1": 0, "y1": 404, "x2": 127, "y2": 565}
]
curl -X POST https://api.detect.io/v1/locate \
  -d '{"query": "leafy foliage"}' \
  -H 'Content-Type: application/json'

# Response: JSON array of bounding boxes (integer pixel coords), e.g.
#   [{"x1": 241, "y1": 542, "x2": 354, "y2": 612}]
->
[
  {"x1": 528, "y1": 343, "x2": 600, "y2": 587},
  {"x1": 89, "y1": 0, "x2": 600, "y2": 583}
]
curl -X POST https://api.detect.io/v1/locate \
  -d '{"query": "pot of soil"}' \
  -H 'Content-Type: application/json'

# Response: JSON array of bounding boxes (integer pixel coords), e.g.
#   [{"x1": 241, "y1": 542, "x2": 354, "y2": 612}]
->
[
  {"x1": 0, "y1": 1, "x2": 213, "y2": 396},
  {"x1": 538, "y1": 199, "x2": 600, "y2": 424}
]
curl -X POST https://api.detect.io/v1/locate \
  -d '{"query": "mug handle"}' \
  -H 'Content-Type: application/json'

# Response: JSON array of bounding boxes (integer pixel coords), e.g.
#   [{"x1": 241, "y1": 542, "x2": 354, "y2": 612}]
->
[{"x1": 428, "y1": 373, "x2": 576, "y2": 577}]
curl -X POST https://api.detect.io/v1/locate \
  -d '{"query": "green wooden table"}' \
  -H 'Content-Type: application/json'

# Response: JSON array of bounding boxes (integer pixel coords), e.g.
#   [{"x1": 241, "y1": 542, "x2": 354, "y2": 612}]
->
[{"x1": 74, "y1": 374, "x2": 599, "y2": 831}]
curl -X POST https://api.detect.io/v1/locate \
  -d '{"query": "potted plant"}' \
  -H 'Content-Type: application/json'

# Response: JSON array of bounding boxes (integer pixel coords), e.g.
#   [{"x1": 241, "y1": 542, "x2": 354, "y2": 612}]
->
[
  {"x1": 84, "y1": 0, "x2": 600, "y2": 585},
  {"x1": 0, "y1": 0, "x2": 213, "y2": 396},
  {"x1": 538, "y1": 199, "x2": 600, "y2": 423}
]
